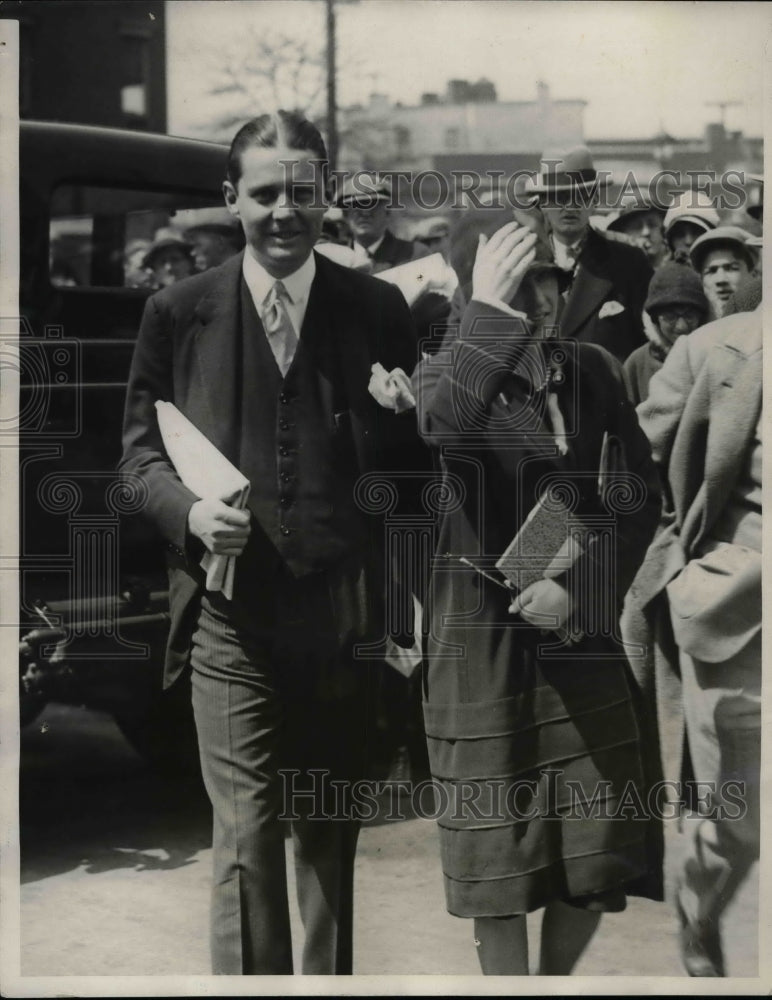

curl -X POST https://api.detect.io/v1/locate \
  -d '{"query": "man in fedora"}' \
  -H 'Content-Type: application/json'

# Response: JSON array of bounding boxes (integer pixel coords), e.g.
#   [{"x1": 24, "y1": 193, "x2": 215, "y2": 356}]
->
[{"x1": 527, "y1": 146, "x2": 653, "y2": 362}]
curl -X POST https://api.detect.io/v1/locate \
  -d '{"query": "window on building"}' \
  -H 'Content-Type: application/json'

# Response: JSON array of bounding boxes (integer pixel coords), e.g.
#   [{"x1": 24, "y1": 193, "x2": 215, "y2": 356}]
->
[
  {"x1": 445, "y1": 127, "x2": 460, "y2": 150},
  {"x1": 120, "y1": 27, "x2": 152, "y2": 125},
  {"x1": 394, "y1": 125, "x2": 411, "y2": 156}
]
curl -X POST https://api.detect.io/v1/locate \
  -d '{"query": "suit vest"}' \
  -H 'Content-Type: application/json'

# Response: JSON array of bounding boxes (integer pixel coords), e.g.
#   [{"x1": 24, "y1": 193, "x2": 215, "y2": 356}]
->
[{"x1": 230, "y1": 279, "x2": 367, "y2": 605}]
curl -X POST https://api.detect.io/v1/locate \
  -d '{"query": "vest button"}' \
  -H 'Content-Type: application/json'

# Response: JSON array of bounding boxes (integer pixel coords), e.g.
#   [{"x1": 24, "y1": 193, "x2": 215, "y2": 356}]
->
[
  {"x1": 279, "y1": 497, "x2": 292, "y2": 507},
  {"x1": 279, "y1": 419, "x2": 292, "y2": 431},
  {"x1": 280, "y1": 525, "x2": 292, "y2": 536},
  {"x1": 279, "y1": 392, "x2": 290, "y2": 404},
  {"x1": 279, "y1": 446, "x2": 290, "y2": 457},
  {"x1": 280, "y1": 473, "x2": 292, "y2": 483}
]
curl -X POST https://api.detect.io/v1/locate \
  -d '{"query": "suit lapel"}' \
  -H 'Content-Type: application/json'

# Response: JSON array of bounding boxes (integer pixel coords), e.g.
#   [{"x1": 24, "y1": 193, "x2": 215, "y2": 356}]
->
[
  {"x1": 559, "y1": 230, "x2": 614, "y2": 339},
  {"x1": 701, "y1": 325, "x2": 762, "y2": 534},
  {"x1": 190, "y1": 252, "x2": 244, "y2": 461}
]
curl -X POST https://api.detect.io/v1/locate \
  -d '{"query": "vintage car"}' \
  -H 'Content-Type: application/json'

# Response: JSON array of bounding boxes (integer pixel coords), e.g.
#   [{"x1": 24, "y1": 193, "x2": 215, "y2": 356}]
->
[{"x1": 17, "y1": 120, "x2": 239, "y2": 766}]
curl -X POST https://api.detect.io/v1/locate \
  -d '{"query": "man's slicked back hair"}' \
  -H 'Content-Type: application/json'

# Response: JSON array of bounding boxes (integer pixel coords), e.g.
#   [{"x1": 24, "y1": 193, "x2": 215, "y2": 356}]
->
[{"x1": 226, "y1": 110, "x2": 329, "y2": 188}]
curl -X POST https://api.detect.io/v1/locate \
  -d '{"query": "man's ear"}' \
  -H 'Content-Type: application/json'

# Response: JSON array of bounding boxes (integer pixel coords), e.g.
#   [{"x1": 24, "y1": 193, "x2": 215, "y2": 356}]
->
[{"x1": 223, "y1": 180, "x2": 239, "y2": 217}]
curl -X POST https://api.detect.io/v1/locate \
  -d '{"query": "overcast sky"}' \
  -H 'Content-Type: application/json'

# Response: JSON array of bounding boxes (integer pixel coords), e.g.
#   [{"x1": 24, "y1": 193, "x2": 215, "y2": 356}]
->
[{"x1": 167, "y1": 0, "x2": 769, "y2": 141}]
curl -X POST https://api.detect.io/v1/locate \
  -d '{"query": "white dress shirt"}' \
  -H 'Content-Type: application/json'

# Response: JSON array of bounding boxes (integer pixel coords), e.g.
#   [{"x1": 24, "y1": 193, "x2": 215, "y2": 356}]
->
[
  {"x1": 351, "y1": 234, "x2": 385, "y2": 270},
  {"x1": 552, "y1": 237, "x2": 583, "y2": 272},
  {"x1": 242, "y1": 249, "x2": 316, "y2": 343}
]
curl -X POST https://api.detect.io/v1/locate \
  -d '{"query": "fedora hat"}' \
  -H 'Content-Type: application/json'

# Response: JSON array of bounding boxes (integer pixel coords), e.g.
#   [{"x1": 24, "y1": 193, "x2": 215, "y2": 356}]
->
[{"x1": 527, "y1": 146, "x2": 604, "y2": 196}]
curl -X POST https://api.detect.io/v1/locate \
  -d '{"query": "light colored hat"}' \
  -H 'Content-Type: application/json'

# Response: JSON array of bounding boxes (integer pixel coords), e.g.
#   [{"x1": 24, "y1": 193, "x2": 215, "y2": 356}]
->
[
  {"x1": 663, "y1": 191, "x2": 720, "y2": 240},
  {"x1": 337, "y1": 172, "x2": 393, "y2": 206},
  {"x1": 689, "y1": 225, "x2": 756, "y2": 272},
  {"x1": 142, "y1": 229, "x2": 193, "y2": 269},
  {"x1": 526, "y1": 145, "x2": 605, "y2": 196}
]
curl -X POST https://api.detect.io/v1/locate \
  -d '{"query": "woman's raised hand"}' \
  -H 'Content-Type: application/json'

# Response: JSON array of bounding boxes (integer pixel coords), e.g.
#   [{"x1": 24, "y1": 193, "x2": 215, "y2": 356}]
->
[{"x1": 472, "y1": 221, "x2": 539, "y2": 306}]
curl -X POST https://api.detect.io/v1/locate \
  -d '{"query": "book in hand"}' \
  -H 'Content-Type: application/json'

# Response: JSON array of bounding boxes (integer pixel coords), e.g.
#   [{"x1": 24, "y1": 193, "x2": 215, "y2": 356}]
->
[
  {"x1": 155, "y1": 401, "x2": 250, "y2": 601},
  {"x1": 494, "y1": 490, "x2": 588, "y2": 595},
  {"x1": 375, "y1": 253, "x2": 458, "y2": 307}
]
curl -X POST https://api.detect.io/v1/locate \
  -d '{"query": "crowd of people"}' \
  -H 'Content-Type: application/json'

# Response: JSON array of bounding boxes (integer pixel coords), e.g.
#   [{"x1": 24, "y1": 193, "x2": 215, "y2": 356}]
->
[{"x1": 120, "y1": 111, "x2": 762, "y2": 978}]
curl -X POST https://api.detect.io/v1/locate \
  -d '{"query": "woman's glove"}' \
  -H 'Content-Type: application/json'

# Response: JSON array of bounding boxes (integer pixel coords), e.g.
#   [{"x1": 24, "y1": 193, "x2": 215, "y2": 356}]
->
[{"x1": 508, "y1": 578, "x2": 583, "y2": 645}]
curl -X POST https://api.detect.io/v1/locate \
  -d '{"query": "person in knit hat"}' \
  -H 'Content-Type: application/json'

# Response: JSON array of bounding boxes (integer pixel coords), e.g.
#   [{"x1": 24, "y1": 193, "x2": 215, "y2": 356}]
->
[{"x1": 624, "y1": 262, "x2": 709, "y2": 405}]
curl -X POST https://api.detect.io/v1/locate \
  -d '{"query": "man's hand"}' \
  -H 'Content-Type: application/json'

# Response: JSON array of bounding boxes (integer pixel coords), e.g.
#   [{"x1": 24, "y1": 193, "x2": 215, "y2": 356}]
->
[
  {"x1": 509, "y1": 578, "x2": 574, "y2": 629},
  {"x1": 472, "y1": 221, "x2": 538, "y2": 306},
  {"x1": 368, "y1": 362, "x2": 416, "y2": 412},
  {"x1": 187, "y1": 499, "x2": 251, "y2": 556}
]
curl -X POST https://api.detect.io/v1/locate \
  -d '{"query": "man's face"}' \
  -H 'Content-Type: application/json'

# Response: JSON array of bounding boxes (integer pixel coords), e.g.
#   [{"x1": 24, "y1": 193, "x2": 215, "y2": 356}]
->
[
  {"x1": 190, "y1": 231, "x2": 237, "y2": 271},
  {"x1": 151, "y1": 247, "x2": 193, "y2": 287},
  {"x1": 344, "y1": 200, "x2": 389, "y2": 247},
  {"x1": 700, "y1": 246, "x2": 750, "y2": 316},
  {"x1": 668, "y1": 221, "x2": 705, "y2": 257},
  {"x1": 653, "y1": 304, "x2": 704, "y2": 348},
  {"x1": 617, "y1": 210, "x2": 666, "y2": 264},
  {"x1": 223, "y1": 145, "x2": 326, "y2": 278},
  {"x1": 539, "y1": 188, "x2": 594, "y2": 244}
]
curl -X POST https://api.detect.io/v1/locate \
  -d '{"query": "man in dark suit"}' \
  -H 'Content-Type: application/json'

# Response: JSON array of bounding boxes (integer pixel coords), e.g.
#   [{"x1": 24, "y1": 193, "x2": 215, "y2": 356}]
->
[
  {"x1": 338, "y1": 173, "x2": 428, "y2": 273},
  {"x1": 120, "y1": 112, "x2": 420, "y2": 975},
  {"x1": 527, "y1": 146, "x2": 653, "y2": 362}
]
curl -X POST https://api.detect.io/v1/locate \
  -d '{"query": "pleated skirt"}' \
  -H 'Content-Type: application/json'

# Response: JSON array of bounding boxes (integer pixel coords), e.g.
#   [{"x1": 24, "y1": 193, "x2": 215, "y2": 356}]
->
[{"x1": 423, "y1": 628, "x2": 652, "y2": 918}]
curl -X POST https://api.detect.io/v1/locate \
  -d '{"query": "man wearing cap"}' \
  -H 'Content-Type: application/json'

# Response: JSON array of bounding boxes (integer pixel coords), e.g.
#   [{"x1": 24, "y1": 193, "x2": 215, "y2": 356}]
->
[
  {"x1": 623, "y1": 262, "x2": 709, "y2": 405},
  {"x1": 339, "y1": 173, "x2": 430, "y2": 273},
  {"x1": 689, "y1": 226, "x2": 756, "y2": 320},
  {"x1": 607, "y1": 195, "x2": 668, "y2": 269},
  {"x1": 143, "y1": 229, "x2": 196, "y2": 288},
  {"x1": 528, "y1": 146, "x2": 653, "y2": 362},
  {"x1": 662, "y1": 191, "x2": 720, "y2": 264}
]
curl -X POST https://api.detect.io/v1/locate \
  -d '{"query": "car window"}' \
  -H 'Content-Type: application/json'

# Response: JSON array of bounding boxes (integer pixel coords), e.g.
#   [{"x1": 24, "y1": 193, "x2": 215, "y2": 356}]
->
[{"x1": 49, "y1": 184, "x2": 239, "y2": 290}]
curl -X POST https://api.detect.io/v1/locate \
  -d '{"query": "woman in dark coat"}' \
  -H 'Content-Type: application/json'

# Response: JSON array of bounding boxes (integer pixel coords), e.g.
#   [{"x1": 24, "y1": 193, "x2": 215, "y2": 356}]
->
[{"x1": 414, "y1": 221, "x2": 663, "y2": 974}]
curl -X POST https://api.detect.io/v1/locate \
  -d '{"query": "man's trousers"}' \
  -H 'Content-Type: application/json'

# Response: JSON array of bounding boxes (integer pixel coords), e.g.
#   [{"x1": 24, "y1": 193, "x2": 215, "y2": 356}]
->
[
  {"x1": 677, "y1": 631, "x2": 761, "y2": 930},
  {"x1": 189, "y1": 583, "x2": 371, "y2": 975}
]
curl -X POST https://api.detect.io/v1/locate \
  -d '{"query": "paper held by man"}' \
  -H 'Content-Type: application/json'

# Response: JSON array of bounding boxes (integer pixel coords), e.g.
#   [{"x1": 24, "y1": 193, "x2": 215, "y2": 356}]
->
[
  {"x1": 155, "y1": 400, "x2": 250, "y2": 600},
  {"x1": 375, "y1": 252, "x2": 458, "y2": 306}
]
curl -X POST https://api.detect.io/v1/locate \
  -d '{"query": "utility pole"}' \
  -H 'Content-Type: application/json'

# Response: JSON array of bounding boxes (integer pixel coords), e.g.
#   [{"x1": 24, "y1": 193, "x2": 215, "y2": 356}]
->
[
  {"x1": 705, "y1": 100, "x2": 741, "y2": 128},
  {"x1": 326, "y1": 0, "x2": 338, "y2": 172}
]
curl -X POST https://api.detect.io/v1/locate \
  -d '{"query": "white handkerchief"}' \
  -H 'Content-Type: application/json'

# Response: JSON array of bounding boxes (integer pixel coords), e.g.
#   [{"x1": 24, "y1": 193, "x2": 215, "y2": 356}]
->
[{"x1": 598, "y1": 300, "x2": 625, "y2": 319}]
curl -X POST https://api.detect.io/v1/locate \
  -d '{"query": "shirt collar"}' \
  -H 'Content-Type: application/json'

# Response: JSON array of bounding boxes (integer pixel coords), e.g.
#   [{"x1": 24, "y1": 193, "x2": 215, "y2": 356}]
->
[
  {"x1": 242, "y1": 249, "x2": 316, "y2": 307},
  {"x1": 354, "y1": 233, "x2": 385, "y2": 257}
]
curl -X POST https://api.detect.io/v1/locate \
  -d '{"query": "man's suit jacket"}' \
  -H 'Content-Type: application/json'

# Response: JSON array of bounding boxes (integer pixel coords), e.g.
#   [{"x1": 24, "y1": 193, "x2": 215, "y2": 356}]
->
[
  {"x1": 560, "y1": 228, "x2": 653, "y2": 362},
  {"x1": 366, "y1": 229, "x2": 430, "y2": 274},
  {"x1": 120, "y1": 250, "x2": 422, "y2": 686},
  {"x1": 622, "y1": 307, "x2": 762, "y2": 783}
]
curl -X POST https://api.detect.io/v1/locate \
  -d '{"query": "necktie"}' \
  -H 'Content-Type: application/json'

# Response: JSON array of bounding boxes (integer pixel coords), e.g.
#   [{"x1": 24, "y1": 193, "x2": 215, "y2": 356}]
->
[{"x1": 263, "y1": 280, "x2": 298, "y2": 377}]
